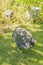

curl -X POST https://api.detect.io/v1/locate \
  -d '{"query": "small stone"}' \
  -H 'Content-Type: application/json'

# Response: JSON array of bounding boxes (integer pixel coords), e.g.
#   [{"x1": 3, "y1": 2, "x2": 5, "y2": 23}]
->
[{"x1": 4, "y1": 10, "x2": 13, "y2": 19}]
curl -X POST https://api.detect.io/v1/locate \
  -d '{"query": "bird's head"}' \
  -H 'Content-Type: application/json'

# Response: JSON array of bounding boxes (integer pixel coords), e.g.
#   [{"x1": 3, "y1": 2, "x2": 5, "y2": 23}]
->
[{"x1": 31, "y1": 38, "x2": 36, "y2": 44}]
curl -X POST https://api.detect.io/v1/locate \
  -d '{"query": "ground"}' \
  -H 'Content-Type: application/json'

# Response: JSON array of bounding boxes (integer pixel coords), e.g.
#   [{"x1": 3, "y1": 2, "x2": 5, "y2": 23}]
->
[{"x1": 0, "y1": 22, "x2": 43, "y2": 65}]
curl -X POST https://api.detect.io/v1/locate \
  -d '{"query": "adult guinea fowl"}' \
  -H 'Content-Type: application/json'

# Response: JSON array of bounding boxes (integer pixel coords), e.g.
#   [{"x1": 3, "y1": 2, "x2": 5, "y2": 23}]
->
[{"x1": 13, "y1": 27, "x2": 36, "y2": 49}]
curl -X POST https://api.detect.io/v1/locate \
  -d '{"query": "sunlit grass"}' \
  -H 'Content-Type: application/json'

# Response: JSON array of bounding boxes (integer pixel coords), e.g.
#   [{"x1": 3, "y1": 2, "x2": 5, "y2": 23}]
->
[
  {"x1": 0, "y1": 22, "x2": 43, "y2": 65},
  {"x1": 0, "y1": 0, "x2": 43, "y2": 64},
  {"x1": 1, "y1": 63, "x2": 11, "y2": 65}
]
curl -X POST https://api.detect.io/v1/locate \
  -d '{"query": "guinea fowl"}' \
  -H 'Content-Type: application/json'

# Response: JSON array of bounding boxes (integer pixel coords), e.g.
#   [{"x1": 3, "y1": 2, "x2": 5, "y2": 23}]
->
[{"x1": 13, "y1": 28, "x2": 36, "y2": 49}]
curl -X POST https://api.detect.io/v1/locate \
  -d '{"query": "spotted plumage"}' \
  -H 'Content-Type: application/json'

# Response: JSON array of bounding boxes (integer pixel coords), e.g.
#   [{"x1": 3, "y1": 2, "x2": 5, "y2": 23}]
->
[{"x1": 13, "y1": 28, "x2": 36, "y2": 49}]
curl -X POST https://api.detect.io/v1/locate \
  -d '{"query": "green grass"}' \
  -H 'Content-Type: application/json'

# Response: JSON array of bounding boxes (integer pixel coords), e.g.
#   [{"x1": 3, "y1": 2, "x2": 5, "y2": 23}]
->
[
  {"x1": 0, "y1": 23, "x2": 43, "y2": 65},
  {"x1": 0, "y1": 0, "x2": 43, "y2": 65}
]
